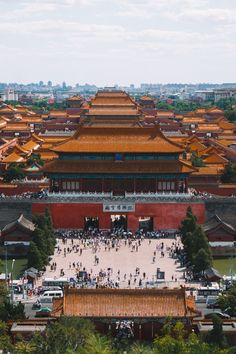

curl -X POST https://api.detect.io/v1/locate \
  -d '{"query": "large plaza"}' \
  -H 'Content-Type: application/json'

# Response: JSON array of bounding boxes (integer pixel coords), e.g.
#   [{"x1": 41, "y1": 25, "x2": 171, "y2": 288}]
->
[{"x1": 41, "y1": 237, "x2": 185, "y2": 289}]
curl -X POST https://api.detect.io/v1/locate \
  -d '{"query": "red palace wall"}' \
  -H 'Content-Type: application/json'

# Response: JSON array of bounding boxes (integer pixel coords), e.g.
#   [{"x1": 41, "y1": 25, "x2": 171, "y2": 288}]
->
[{"x1": 32, "y1": 201, "x2": 205, "y2": 231}]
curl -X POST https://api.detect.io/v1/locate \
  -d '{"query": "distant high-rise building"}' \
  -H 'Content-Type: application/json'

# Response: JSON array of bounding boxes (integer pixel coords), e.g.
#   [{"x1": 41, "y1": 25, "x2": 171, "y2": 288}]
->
[
  {"x1": 62, "y1": 81, "x2": 67, "y2": 89},
  {"x1": 39, "y1": 81, "x2": 44, "y2": 87},
  {"x1": 0, "y1": 89, "x2": 18, "y2": 101},
  {"x1": 48, "y1": 81, "x2": 52, "y2": 87}
]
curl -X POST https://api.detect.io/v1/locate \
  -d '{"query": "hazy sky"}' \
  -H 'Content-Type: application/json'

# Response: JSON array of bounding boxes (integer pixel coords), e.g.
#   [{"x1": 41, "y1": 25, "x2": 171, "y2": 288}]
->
[{"x1": 0, "y1": 0, "x2": 236, "y2": 86}]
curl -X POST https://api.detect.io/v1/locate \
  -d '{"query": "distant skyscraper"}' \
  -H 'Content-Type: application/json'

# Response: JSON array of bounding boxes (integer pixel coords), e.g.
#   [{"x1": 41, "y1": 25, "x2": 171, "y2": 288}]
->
[
  {"x1": 48, "y1": 81, "x2": 52, "y2": 87},
  {"x1": 62, "y1": 81, "x2": 67, "y2": 89},
  {"x1": 39, "y1": 81, "x2": 44, "y2": 87}
]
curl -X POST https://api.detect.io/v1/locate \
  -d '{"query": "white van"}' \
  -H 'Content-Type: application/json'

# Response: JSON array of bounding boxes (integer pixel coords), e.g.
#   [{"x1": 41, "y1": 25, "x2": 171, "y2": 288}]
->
[{"x1": 41, "y1": 290, "x2": 63, "y2": 299}]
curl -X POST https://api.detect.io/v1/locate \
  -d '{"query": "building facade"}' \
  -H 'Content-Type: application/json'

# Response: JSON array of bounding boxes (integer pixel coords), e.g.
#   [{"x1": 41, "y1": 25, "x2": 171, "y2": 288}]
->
[{"x1": 44, "y1": 91, "x2": 194, "y2": 195}]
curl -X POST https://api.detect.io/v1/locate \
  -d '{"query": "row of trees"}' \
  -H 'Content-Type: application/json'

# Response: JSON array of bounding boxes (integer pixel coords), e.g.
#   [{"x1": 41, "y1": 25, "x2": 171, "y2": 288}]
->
[
  {"x1": 27, "y1": 209, "x2": 56, "y2": 270},
  {"x1": 179, "y1": 207, "x2": 212, "y2": 274},
  {"x1": 0, "y1": 316, "x2": 232, "y2": 353},
  {"x1": 156, "y1": 97, "x2": 236, "y2": 119},
  {"x1": 156, "y1": 100, "x2": 208, "y2": 112}
]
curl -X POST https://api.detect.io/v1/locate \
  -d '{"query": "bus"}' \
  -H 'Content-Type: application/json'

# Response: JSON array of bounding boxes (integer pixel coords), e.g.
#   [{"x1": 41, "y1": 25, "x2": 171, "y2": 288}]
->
[
  {"x1": 196, "y1": 284, "x2": 222, "y2": 303},
  {"x1": 42, "y1": 277, "x2": 69, "y2": 289}
]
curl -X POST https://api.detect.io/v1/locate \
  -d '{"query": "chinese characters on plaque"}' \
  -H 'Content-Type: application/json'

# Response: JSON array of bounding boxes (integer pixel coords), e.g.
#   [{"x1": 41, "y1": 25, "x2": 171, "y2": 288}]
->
[{"x1": 103, "y1": 204, "x2": 135, "y2": 212}]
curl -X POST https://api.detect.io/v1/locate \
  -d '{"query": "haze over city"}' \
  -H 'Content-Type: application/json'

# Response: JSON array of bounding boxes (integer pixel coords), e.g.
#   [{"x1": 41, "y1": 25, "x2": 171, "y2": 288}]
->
[{"x1": 1, "y1": 0, "x2": 236, "y2": 86}]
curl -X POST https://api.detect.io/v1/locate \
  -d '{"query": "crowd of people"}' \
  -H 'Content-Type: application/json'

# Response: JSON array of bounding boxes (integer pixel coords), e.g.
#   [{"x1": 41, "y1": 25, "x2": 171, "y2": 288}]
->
[
  {"x1": 44, "y1": 233, "x2": 184, "y2": 290},
  {"x1": 54, "y1": 226, "x2": 179, "y2": 240},
  {"x1": 0, "y1": 189, "x2": 48, "y2": 200},
  {"x1": 0, "y1": 188, "x2": 221, "y2": 201}
]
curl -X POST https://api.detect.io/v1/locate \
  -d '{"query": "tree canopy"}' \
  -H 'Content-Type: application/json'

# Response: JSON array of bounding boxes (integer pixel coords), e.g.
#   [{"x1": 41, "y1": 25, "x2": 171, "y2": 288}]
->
[
  {"x1": 179, "y1": 207, "x2": 212, "y2": 274},
  {"x1": 28, "y1": 209, "x2": 56, "y2": 270},
  {"x1": 191, "y1": 152, "x2": 205, "y2": 167},
  {"x1": 221, "y1": 164, "x2": 236, "y2": 183},
  {"x1": 3, "y1": 163, "x2": 25, "y2": 183}
]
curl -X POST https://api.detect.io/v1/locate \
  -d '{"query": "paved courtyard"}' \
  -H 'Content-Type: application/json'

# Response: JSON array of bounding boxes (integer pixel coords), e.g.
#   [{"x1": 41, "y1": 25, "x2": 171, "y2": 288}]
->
[{"x1": 41, "y1": 238, "x2": 185, "y2": 288}]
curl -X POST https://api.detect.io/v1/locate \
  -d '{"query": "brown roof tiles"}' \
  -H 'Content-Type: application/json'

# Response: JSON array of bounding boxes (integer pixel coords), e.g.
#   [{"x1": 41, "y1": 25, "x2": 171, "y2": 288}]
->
[{"x1": 52, "y1": 287, "x2": 193, "y2": 318}]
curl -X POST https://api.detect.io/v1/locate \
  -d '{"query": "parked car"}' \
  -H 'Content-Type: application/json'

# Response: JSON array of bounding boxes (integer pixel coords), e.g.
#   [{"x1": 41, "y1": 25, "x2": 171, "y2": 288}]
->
[
  {"x1": 205, "y1": 311, "x2": 230, "y2": 320},
  {"x1": 35, "y1": 307, "x2": 51, "y2": 318},
  {"x1": 223, "y1": 307, "x2": 236, "y2": 317},
  {"x1": 206, "y1": 296, "x2": 219, "y2": 309}
]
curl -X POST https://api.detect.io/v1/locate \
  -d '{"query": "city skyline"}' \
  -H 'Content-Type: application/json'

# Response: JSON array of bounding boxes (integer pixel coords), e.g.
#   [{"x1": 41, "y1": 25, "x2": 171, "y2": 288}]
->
[{"x1": 0, "y1": 0, "x2": 236, "y2": 85}]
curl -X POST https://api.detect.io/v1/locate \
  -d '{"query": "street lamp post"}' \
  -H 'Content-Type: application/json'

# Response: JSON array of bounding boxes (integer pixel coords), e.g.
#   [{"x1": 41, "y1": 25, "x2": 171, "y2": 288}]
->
[
  {"x1": 5, "y1": 246, "x2": 8, "y2": 291},
  {"x1": 11, "y1": 259, "x2": 15, "y2": 304}
]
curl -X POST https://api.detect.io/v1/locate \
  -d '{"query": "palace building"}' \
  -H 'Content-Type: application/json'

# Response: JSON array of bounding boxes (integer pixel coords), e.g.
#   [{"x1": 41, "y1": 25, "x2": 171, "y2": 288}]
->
[
  {"x1": 44, "y1": 90, "x2": 194, "y2": 195},
  {"x1": 34, "y1": 90, "x2": 205, "y2": 231}
]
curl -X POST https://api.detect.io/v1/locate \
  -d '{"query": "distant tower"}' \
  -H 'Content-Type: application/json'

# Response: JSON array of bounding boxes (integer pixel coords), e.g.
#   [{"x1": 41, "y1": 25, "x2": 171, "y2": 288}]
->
[
  {"x1": 39, "y1": 81, "x2": 44, "y2": 87},
  {"x1": 48, "y1": 81, "x2": 52, "y2": 87},
  {"x1": 62, "y1": 81, "x2": 67, "y2": 89}
]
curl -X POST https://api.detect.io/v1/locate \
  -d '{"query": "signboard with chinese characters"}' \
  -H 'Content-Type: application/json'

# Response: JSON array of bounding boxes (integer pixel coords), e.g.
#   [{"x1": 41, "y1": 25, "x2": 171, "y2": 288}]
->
[{"x1": 103, "y1": 204, "x2": 135, "y2": 212}]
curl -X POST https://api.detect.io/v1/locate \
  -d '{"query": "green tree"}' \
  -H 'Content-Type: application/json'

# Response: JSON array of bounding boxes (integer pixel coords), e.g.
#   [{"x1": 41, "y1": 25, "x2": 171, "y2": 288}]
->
[
  {"x1": 221, "y1": 164, "x2": 236, "y2": 183},
  {"x1": 31, "y1": 227, "x2": 49, "y2": 265},
  {"x1": 179, "y1": 207, "x2": 197, "y2": 261},
  {"x1": 3, "y1": 163, "x2": 25, "y2": 183},
  {"x1": 156, "y1": 102, "x2": 174, "y2": 110},
  {"x1": 225, "y1": 109, "x2": 236, "y2": 122},
  {"x1": 0, "y1": 300, "x2": 25, "y2": 321},
  {"x1": 191, "y1": 152, "x2": 205, "y2": 167},
  {"x1": 193, "y1": 248, "x2": 212, "y2": 274},
  {"x1": 218, "y1": 283, "x2": 236, "y2": 311},
  {"x1": 13, "y1": 341, "x2": 37, "y2": 353},
  {"x1": 84, "y1": 333, "x2": 114, "y2": 354},
  {"x1": 179, "y1": 207, "x2": 197, "y2": 240},
  {"x1": 191, "y1": 225, "x2": 212, "y2": 261},
  {"x1": 32, "y1": 210, "x2": 56, "y2": 262},
  {"x1": 206, "y1": 314, "x2": 228, "y2": 349},
  {"x1": 130, "y1": 341, "x2": 152, "y2": 354},
  {"x1": 44, "y1": 208, "x2": 54, "y2": 230},
  {"x1": 30, "y1": 317, "x2": 95, "y2": 354},
  {"x1": 27, "y1": 242, "x2": 43, "y2": 270},
  {"x1": 179, "y1": 208, "x2": 212, "y2": 271},
  {"x1": 27, "y1": 152, "x2": 44, "y2": 167},
  {"x1": 0, "y1": 320, "x2": 13, "y2": 353},
  {"x1": 186, "y1": 333, "x2": 222, "y2": 354},
  {"x1": 153, "y1": 334, "x2": 186, "y2": 354},
  {"x1": 217, "y1": 98, "x2": 235, "y2": 110}
]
